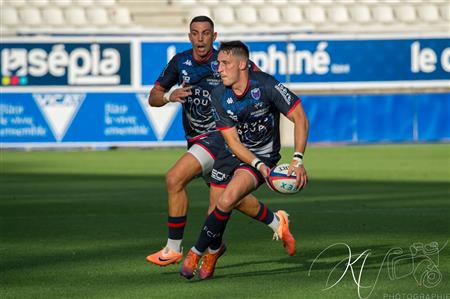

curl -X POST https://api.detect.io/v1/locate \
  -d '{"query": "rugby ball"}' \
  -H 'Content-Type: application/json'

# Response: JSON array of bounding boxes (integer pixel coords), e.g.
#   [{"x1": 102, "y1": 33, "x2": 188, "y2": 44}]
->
[{"x1": 266, "y1": 164, "x2": 300, "y2": 194}]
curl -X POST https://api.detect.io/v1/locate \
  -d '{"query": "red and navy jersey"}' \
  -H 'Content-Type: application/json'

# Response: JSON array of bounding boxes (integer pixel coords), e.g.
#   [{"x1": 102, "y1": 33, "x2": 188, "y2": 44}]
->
[
  {"x1": 155, "y1": 49, "x2": 259, "y2": 142},
  {"x1": 211, "y1": 71, "x2": 300, "y2": 160},
  {"x1": 155, "y1": 49, "x2": 222, "y2": 141}
]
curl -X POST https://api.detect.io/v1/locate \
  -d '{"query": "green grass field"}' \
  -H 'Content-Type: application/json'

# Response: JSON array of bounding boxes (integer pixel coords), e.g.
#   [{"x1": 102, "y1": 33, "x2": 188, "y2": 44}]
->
[{"x1": 1, "y1": 144, "x2": 449, "y2": 299}]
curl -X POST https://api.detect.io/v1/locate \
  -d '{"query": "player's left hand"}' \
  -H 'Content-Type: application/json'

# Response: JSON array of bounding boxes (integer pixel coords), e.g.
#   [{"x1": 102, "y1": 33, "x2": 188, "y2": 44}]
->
[
  {"x1": 169, "y1": 82, "x2": 192, "y2": 103},
  {"x1": 287, "y1": 160, "x2": 308, "y2": 190}
]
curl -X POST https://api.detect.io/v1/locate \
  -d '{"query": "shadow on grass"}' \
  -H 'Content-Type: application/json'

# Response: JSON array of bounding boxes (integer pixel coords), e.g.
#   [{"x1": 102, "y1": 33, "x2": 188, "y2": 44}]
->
[
  {"x1": 1, "y1": 172, "x2": 449, "y2": 281},
  {"x1": 160, "y1": 243, "x2": 431, "y2": 283}
]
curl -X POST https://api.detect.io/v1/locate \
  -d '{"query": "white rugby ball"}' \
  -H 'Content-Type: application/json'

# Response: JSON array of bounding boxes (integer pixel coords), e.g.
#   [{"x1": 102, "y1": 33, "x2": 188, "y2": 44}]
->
[{"x1": 267, "y1": 164, "x2": 300, "y2": 194}]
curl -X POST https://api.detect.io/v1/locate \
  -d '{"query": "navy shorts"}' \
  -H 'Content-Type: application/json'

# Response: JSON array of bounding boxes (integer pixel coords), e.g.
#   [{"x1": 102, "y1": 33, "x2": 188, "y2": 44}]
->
[{"x1": 210, "y1": 149, "x2": 279, "y2": 189}]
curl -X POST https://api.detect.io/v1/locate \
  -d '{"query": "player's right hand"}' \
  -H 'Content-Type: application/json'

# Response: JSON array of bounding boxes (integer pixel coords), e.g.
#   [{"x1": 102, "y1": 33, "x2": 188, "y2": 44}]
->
[
  {"x1": 258, "y1": 163, "x2": 270, "y2": 180},
  {"x1": 169, "y1": 83, "x2": 192, "y2": 103}
]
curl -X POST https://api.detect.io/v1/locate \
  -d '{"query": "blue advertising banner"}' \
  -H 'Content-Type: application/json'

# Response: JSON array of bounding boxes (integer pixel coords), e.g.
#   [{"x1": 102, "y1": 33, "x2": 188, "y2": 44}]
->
[
  {"x1": 0, "y1": 93, "x2": 55, "y2": 143},
  {"x1": 1, "y1": 92, "x2": 448, "y2": 147},
  {"x1": 416, "y1": 93, "x2": 450, "y2": 141},
  {"x1": 302, "y1": 93, "x2": 449, "y2": 143},
  {"x1": 141, "y1": 42, "x2": 192, "y2": 86},
  {"x1": 1, "y1": 42, "x2": 131, "y2": 87},
  {"x1": 0, "y1": 92, "x2": 184, "y2": 146},
  {"x1": 141, "y1": 37, "x2": 450, "y2": 85}
]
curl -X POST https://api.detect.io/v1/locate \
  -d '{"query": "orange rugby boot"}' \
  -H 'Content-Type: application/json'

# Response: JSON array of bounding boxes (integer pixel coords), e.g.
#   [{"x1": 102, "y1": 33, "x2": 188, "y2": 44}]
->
[
  {"x1": 146, "y1": 246, "x2": 183, "y2": 266},
  {"x1": 179, "y1": 250, "x2": 201, "y2": 279},
  {"x1": 274, "y1": 210, "x2": 296, "y2": 256},
  {"x1": 198, "y1": 243, "x2": 227, "y2": 280}
]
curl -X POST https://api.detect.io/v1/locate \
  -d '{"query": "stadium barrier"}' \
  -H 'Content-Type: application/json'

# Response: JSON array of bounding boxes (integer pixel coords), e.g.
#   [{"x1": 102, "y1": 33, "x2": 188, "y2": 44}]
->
[{"x1": 1, "y1": 34, "x2": 449, "y2": 148}]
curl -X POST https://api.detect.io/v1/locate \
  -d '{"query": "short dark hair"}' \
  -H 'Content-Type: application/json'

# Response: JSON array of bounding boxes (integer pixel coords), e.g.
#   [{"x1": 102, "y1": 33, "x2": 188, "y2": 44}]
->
[
  {"x1": 190, "y1": 16, "x2": 214, "y2": 30},
  {"x1": 218, "y1": 41, "x2": 249, "y2": 60}
]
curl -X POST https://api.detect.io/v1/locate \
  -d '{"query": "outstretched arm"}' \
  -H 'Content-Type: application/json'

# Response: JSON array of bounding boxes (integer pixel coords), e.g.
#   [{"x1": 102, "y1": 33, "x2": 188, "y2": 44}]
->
[{"x1": 286, "y1": 102, "x2": 309, "y2": 189}]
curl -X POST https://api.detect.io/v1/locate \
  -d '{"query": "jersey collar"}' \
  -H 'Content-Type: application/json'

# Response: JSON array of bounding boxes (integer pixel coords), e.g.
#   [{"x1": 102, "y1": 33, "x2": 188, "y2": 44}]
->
[
  {"x1": 192, "y1": 49, "x2": 214, "y2": 64},
  {"x1": 232, "y1": 79, "x2": 250, "y2": 100}
]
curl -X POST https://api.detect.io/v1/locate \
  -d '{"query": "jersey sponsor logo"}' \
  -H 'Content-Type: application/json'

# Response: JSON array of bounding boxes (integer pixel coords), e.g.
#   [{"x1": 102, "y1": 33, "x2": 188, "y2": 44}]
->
[
  {"x1": 226, "y1": 109, "x2": 238, "y2": 121},
  {"x1": 251, "y1": 107, "x2": 269, "y2": 118},
  {"x1": 251, "y1": 88, "x2": 261, "y2": 100},
  {"x1": 181, "y1": 69, "x2": 190, "y2": 83},
  {"x1": 274, "y1": 83, "x2": 292, "y2": 105},
  {"x1": 206, "y1": 78, "x2": 221, "y2": 86},
  {"x1": 211, "y1": 168, "x2": 228, "y2": 182},
  {"x1": 237, "y1": 119, "x2": 268, "y2": 135},
  {"x1": 187, "y1": 87, "x2": 210, "y2": 106},
  {"x1": 192, "y1": 87, "x2": 210, "y2": 98},
  {"x1": 254, "y1": 102, "x2": 264, "y2": 109},
  {"x1": 187, "y1": 97, "x2": 209, "y2": 106},
  {"x1": 226, "y1": 97, "x2": 234, "y2": 104},
  {"x1": 33, "y1": 93, "x2": 85, "y2": 141},
  {"x1": 183, "y1": 59, "x2": 192, "y2": 66}
]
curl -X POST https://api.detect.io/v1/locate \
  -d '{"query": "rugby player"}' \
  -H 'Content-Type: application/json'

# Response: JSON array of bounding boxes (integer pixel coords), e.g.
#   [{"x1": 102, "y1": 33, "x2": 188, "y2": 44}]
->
[{"x1": 180, "y1": 40, "x2": 309, "y2": 280}]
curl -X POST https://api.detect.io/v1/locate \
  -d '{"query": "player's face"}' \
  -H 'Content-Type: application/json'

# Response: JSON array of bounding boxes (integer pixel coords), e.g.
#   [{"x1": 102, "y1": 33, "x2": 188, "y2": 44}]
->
[
  {"x1": 217, "y1": 51, "x2": 240, "y2": 86},
  {"x1": 189, "y1": 22, "x2": 217, "y2": 59}
]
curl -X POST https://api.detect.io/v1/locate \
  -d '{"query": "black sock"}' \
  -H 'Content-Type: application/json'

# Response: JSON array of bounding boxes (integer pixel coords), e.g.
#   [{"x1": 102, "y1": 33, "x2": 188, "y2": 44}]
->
[
  {"x1": 167, "y1": 215, "x2": 187, "y2": 240},
  {"x1": 253, "y1": 202, "x2": 274, "y2": 225},
  {"x1": 209, "y1": 232, "x2": 224, "y2": 251},
  {"x1": 193, "y1": 207, "x2": 231, "y2": 254}
]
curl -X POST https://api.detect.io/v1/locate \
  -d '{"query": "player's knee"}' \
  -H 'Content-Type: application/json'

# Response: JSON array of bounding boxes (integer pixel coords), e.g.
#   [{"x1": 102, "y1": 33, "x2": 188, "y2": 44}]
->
[
  {"x1": 165, "y1": 169, "x2": 185, "y2": 191},
  {"x1": 217, "y1": 194, "x2": 235, "y2": 212}
]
